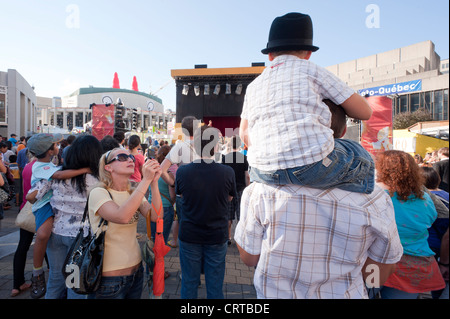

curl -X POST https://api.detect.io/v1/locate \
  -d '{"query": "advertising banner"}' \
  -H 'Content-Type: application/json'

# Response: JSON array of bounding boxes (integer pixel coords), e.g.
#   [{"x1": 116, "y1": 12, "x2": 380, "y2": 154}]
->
[
  {"x1": 92, "y1": 104, "x2": 115, "y2": 140},
  {"x1": 361, "y1": 96, "x2": 393, "y2": 158},
  {"x1": 358, "y1": 79, "x2": 422, "y2": 97}
]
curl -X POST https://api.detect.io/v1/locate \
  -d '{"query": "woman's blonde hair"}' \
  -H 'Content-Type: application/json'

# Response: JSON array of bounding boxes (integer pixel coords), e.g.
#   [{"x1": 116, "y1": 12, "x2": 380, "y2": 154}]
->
[{"x1": 96, "y1": 148, "x2": 135, "y2": 194}]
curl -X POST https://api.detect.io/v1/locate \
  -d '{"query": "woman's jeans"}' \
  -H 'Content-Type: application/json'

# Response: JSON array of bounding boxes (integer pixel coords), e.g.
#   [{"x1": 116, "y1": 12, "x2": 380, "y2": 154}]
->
[
  {"x1": 45, "y1": 233, "x2": 88, "y2": 299},
  {"x1": 92, "y1": 264, "x2": 144, "y2": 299},
  {"x1": 151, "y1": 206, "x2": 175, "y2": 244},
  {"x1": 368, "y1": 286, "x2": 419, "y2": 299},
  {"x1": 179, "y1": 240, "x2": 228, "y2": 299},
  {"x1": 250, "y1": 138, "x2": 375, "y2": 194}
]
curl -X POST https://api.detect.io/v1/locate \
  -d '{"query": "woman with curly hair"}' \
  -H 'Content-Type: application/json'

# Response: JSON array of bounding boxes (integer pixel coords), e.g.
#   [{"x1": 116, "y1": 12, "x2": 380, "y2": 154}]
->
[{"x1": 375, "y1": 150, "x2": 445, "y2": 299}]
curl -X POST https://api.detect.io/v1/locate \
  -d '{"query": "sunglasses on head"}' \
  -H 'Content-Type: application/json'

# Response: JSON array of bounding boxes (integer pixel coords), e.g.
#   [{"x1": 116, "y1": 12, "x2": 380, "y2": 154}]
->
[{"x1": 105, "y1": 151, "x2": 135, "y2": 165}]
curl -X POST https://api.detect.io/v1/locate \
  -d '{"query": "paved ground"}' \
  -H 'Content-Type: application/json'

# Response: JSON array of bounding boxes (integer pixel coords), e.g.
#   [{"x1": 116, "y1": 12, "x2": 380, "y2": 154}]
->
[
  {"x1": 1, "y1": 198, "x2": 436, "y2": 300},
  {"x1": 0, "y1": 198, "x2": 256, "y2": 299}
]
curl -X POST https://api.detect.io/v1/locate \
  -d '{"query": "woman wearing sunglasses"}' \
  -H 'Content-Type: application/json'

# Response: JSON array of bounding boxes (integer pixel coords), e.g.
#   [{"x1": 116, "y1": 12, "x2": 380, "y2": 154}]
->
[{"x1": 87, "y1": 148, "x2": 163, "y2": 299}]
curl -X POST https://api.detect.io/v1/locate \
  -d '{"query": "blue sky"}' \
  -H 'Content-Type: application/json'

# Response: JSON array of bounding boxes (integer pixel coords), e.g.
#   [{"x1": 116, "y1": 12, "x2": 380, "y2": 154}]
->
[{"x1": 1, "y1": 0, "x2": 448, "y2": 110}]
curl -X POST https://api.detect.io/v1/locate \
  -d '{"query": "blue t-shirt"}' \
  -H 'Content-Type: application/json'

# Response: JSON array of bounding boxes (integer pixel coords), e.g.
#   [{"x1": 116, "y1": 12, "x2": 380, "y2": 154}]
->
[
  {"x1": 431, "y1": 190, "x2": 449, "y2": 208},
  {"x1": 388, "y1": 191, "x2": 437, "y2": 257},
  {"x1": 8, "y1": 137, "x2": 18, "y2": 145},
  {"x1": 31, "y1": 161, "x2": 61, "y2": 212}
]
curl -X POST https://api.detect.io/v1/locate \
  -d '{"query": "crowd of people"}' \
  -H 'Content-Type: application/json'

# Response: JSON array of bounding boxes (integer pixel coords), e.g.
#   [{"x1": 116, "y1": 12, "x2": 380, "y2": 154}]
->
[
  {"x1": 2, "y1": 11, "x2": 449, "y2": 300},
  {"x1": 3, "y1": 117, "x2": 448, "y2": 300}
]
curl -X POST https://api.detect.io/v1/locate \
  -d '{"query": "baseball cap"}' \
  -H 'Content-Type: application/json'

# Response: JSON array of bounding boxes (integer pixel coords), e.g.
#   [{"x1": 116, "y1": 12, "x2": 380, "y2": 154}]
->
[{"x1": 27, "y1": 133, "x2": 63, "y2": 157}]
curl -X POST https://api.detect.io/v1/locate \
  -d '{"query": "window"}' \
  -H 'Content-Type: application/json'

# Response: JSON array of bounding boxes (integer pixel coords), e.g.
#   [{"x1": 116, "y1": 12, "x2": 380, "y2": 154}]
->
[
  {"x1": 422, "y1": 91, "x2": 432, "y2": 113},
  {"x1": 400, "y1": 95, "x2": 408, "y2": 113},
  {"x1": 434, "y1": 90, "x2": 443, "y2": 120},
  {"x1": 56, "y1": 112, "x2": 64, "y2": 128},
  {"x1": 75, "y1": 112, "x2": 83, "y2": 127},
  {"x1": 410, "y1": 93, "x2": 420, "y2": 112},
  {"x1": 0, "y1": 91, "x2": 6, "y2": 124},
  {"x1": 444, "y1": 89, "x2": 448, "y2": 120},
  {"x1": 66, "y1": 112, "x2": 74, "y2": 130}
]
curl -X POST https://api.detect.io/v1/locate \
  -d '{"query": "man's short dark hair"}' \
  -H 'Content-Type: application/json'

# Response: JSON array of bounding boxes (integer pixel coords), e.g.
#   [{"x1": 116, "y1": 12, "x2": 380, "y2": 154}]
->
[
  {"x1": 421, "y1": 166, "x2": 441, "y2": 190},
  {"x1": 100, "y1": 135, "x2": 120, "y2": 153},
  {"x1": 181, "y1": 116, "x2": 198, "y2": 137},
  {"x1": 194, "y1": 125, "x2": 219, "y2": 158},
  {"x1": 113, "y1": 131, "x2": 125, "y2": 143},
  {"x1": 67, "y1": 135, "x2": 76, "y2": 145}
]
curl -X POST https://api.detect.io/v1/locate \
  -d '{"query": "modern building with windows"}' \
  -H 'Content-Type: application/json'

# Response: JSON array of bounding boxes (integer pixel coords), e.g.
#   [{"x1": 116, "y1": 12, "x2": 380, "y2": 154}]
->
[
  {"x1": 0, "y1": 69, "x2": 37, "y2": 137},
  {"x1": 37, "y1": 87, "x2": 174, "y2": 133},
  {"x1": 325, "y1": 40, "x2": 449, "y2": 122}
]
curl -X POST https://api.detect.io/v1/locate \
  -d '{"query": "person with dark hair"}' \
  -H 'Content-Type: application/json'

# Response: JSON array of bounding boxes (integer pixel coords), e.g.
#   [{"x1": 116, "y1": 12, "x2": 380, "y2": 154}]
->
[
  {"x1": 61, "y1": 134, "x2": 76, "y2": 164},
  {"x1": 16, "y1": 136, "x2": 27, "y2": 152},
  {"x1": 8, "y1": 133, "x2": 18, "y2": 146},
  {"x1": 10, "y1": 151, "x2": 36, "y2": 297},
  {"x1": 161, "y1": 116, "x2": 198, "y2": 184},
  {"x1": 0, "y1": 141, "x2": 15, "y2": 163},
  {"x1": 175, "y1": 125, "x2": 237, "y2": 299},
  {"x1": 113, "y1": 131, "x2": 125, "y2": 148},
  {"x1": 421, "y1": 166, "x2": 449, "y2": 299},
  {"x1": 26, "y1": 135, "x2": 102, "y2": 298},
  {"x1": 160, "y1": 116, "x2": 199, "y2": 247},
  {"x1": 128, "y1": 135, "x2": 145, "y2": 183},
  {"x1": 221, "y1": 135, "x2": 249, "y2": 245},
  {"x1": 25, "y1": 134, "x2": 91, "y2": 299},
  {"x1": 422, "y1": 166, "x2": 449, "y2": 208},
  {"x1": 149, "y1": 145, "x2": 176, "y2": 244},
  {"x1": 433, "y1": 147, "x2": 449, "y2": 192},
  {"x1": 100, "y1": 135, "x2": 120, "y2": 153}
]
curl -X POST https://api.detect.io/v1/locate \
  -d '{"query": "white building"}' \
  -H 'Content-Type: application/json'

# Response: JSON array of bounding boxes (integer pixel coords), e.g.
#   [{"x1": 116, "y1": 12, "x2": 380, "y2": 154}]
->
[
  {"x1": 0, "y1": 69, "x2": 37, "y2": 137},
  {"x1": 37, "y1": 87, "x2": 174, "y2": 133},
  {"x1": 325, "y1": 40, "x2": 449, "y2": 122}
]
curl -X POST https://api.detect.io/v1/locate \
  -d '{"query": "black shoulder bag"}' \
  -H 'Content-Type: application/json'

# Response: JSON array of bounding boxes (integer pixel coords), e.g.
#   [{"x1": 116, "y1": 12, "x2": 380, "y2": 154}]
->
[{"x1": 62, "y1": 191, "x2": 111, "y2": 295}]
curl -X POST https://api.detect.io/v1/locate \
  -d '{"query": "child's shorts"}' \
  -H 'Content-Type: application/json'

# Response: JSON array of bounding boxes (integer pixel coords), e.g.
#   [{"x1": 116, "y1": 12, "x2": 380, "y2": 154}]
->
[
  {"x1": 249, "y1": 138, "x2": 375, "y2": 194},
  {"x1": 33, "y1": 202, "x2": 54, "y2": 231}
]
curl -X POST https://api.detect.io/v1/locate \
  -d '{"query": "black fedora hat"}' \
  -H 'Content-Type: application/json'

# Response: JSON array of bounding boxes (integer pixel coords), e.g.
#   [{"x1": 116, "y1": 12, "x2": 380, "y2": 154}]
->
[{"x1": 261, "y1": 12, "x2": 319, "y2": 54}]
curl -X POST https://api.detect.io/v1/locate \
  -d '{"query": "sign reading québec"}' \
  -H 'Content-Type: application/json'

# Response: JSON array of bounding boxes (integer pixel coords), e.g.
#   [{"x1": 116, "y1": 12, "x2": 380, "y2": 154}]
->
[{"x1": 359, "y1": 80, "x2": 422, "y2": 97}]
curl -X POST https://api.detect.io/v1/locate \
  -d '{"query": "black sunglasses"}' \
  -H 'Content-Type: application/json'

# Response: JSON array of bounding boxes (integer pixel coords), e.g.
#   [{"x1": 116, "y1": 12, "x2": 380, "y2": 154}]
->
[{"x1": 105, "y1": 152, "x2": 135, "y2": 165}]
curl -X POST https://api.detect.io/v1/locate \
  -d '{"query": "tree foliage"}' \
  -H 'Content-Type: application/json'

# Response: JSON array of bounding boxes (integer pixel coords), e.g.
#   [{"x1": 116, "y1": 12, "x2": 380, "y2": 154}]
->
[{"x1": 393, "y1": 108, "x2": 433, "y2": 129}]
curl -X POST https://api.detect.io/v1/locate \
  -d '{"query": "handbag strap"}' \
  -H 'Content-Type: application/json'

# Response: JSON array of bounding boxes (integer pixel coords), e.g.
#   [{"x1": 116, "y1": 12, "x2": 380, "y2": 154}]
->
[
  {"x1": 161, "y1": 192, "x2": 174, "y2": 206},
  {"x1": 80, "y1": 188, "x2": 113, "y2": 231}
]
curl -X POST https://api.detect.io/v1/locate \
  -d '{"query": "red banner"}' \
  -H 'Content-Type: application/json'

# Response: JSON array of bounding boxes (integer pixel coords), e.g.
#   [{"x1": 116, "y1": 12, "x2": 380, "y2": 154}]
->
[
  {"x1": 92, "y1": 104, "x2": 115, "y2": 140},
  {"x1": 361, "y1": 96, "x2": 393, "y2": 158}
]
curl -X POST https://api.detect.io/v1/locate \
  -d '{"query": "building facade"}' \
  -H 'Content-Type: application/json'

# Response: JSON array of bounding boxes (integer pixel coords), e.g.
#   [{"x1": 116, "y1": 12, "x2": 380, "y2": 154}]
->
[
  {"x1": 325, "y1": 41, "x2": 449, "y2": 123},
  {"x1": 37, "y1": 87, "x2": 174, "y2": 133},
  {"x1": 0, "y1": 69, "x2": 37, "y2": 137}
]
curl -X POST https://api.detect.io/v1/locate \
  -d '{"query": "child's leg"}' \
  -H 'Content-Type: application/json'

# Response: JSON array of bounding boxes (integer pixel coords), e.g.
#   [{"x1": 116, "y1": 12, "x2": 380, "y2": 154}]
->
[
  {"x1": 287, "y1": 139, "x2": 374, "y2": 193},
  {"x1": 33, "y1": 216, "x2": 54, "y2": 270},
  {"x1": 30, "y1": 202, "x2": 54, "y2": 299},
  {"x1": 249, "y1": 166, "x2": 292, "y2": 185}
]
